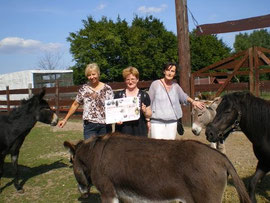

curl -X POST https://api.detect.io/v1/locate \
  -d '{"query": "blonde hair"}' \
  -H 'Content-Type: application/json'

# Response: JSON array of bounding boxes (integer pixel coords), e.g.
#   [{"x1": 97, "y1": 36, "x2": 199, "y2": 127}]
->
[
  {"x1": 122, "y1": 66, "x2": 139, "y2": 80},
  {"x1": 85, "y1": 63, "x2": 100, "y2": 77}
]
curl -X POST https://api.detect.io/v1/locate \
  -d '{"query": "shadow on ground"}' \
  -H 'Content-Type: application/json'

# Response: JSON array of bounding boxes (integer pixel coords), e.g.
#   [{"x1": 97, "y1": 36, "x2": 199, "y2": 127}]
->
[{"x1": 0, "y1": 159, "x2": 68, "y2": 192}]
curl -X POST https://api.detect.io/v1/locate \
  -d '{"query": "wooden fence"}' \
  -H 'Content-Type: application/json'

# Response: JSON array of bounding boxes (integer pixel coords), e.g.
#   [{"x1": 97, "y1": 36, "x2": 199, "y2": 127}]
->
[
  {"x1": 0, "y1": 81, "x2": 152, "y2": 115},
  {"x1": 1, "y1": 80, "x2": 270, "y2": 115}
]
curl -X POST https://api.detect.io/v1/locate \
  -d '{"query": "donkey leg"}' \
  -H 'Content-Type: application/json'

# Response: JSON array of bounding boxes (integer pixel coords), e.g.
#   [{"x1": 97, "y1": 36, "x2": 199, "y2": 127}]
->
[
  {"x1": 248, "y1": 167, "x2": 266, "y2": 203},
  {"x1": 217, "y1": 141, "x2": 226, "y2": 154},
  {"x1": 0, "y1": 155, "x2": 5, "y2": 193},
  {"x1": 11, "y1": 154, "x2": 24, "y2": 193},
  {"x1": 100, "y1": 195, "x2": 119, "y2": 203},
  {"x1": 210, "y1": 142, "x2": 217, "y2": 149}
]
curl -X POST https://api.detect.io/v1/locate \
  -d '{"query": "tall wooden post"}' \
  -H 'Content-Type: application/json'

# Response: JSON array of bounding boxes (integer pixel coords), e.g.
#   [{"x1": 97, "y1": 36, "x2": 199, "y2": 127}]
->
[
  {"x1": 55, "y1": 80, "x2": 60, "y2": 115},
  {"x1": 248, "y1": 47, "x2": 254, "y2": 94},
  {"x1": 28, "y1": 83, "x2": 33, "y2": 98},
  {"x1": 254, "y1": 47, "x2": 260, "y2": 96},
  {"x1": 175, "y1": 0, "x2": 192, "y2": 126},
  {"x1": 6, "y1": 86, "x2": 10, "y2": 113}
]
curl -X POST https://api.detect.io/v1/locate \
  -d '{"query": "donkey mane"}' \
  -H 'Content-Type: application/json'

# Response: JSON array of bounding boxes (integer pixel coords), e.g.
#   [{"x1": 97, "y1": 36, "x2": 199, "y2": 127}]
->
[
  {"x1": 8, "y1": 95, "x2": 38, "y2": 120},
  {"x1": 223, "y1": 92, "x2": 270, "y2": 136}
]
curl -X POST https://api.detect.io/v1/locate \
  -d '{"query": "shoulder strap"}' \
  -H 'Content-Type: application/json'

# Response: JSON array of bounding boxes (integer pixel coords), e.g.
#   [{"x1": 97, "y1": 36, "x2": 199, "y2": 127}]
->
[
  {"x1": 160, "y1": 80, "x2": 178, "y2": 120},
  {"x1": 115, "y1": 89, "x2": 125, "y2": 98},
  {"x1": 140, "y1": 89, "x2": 147, "y2": 99}
]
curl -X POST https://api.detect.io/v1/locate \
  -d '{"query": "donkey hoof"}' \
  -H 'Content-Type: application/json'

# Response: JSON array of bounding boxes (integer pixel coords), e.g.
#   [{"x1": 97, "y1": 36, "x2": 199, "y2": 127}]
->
[
  {"x1": 15, "y1": 185, "x2": 24, "y2": 193},
  {"x1": 80, "y1": 193, "x2": 89, "y2": 199},
  {"x1": 17, "y1": 189, "x2": 24, "y2": 194}
]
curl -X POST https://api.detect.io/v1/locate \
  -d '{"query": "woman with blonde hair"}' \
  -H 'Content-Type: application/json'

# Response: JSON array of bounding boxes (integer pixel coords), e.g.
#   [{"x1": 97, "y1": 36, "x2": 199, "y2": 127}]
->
[
  {"x1": 58, "y1": 63, "x2": 114, "y2": 139},
  {"x1": 114, "y1": 66, "x2": 152, "y2": 137}
]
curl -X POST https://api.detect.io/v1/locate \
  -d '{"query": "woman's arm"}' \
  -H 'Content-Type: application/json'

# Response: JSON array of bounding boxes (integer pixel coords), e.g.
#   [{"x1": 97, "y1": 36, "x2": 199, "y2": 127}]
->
[
  {"x1": 142, "y1": 103, "x2": 152, "y2": 119},
  {"x1": 58, "y1": 100, "x2": 80, "y2": 128}
]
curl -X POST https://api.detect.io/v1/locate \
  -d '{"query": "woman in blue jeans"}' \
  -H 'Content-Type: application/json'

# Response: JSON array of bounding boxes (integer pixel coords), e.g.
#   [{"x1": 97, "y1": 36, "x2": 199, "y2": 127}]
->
[{"x1": 58, "y1": 63, "x2": 114, "y2": 139}]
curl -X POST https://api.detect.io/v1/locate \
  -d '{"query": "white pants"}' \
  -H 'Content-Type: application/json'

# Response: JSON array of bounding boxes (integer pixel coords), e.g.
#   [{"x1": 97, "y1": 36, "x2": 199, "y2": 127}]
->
[{"x1": 150, "y1": 122, "x2": 177, "y2": 140}]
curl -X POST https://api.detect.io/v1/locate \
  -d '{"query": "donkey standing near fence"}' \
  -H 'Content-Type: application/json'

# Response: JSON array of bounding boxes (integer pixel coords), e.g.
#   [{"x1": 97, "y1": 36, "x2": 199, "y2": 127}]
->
[
  {"x1": 191, "y1": 97, "x2": 226, "y2": 153},
  {"x1": 0, "y1": 88, "x2": 58, "y2": 193}
]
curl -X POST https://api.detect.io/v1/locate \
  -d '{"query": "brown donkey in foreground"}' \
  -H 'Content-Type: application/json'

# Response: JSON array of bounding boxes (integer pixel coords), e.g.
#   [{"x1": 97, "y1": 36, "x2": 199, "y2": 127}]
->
[{"x1": 64, "y1": 132, "x2": 251, "y2": 203}]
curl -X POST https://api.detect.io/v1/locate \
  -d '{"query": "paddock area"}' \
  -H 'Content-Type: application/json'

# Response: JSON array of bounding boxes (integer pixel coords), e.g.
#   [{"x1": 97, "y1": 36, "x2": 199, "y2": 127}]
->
[{"x1": 0, "y1": 120, "x2": 269, "y2": 202}]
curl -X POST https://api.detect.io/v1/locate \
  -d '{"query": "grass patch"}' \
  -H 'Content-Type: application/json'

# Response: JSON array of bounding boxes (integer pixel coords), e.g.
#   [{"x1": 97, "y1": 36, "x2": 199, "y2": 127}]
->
[{"x1": 0, "y1": 122, "x2": 100, "y2": 203}]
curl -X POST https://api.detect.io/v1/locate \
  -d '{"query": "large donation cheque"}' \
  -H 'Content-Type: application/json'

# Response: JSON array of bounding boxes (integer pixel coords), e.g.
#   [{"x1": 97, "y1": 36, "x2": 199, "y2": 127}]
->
[{"x1": 105, "y1": 97, "x2": 140, "y2": 124}]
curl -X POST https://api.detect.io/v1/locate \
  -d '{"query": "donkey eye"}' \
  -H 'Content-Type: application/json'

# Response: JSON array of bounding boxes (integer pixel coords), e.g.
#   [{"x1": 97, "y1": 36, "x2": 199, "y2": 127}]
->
[{"x1": 198, "y1": 113, "x2": 203, "y2": 117}]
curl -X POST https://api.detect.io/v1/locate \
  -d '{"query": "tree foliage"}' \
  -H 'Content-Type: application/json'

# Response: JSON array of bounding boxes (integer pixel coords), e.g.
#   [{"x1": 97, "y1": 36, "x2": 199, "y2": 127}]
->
[
  {"x1": 234, "y1": 29, "x2": 270, "y2": 81},
  {"x1": 234, "y1": 29, "x2": 270, "y2": 52},
  {"x1": 67, "y1": 16, "x2": 232, "y2": 85},
  {"x1": 67, "y1": 16, "x2": 177, "y2": 84},
  {"x1": 189, "y1": 30, "x2": 231, "y2": 72}
]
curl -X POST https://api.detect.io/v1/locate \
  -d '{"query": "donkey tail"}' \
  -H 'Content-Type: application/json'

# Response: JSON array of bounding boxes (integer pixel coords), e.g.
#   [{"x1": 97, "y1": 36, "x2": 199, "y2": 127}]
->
[{"x1": 226, "y1": 159, "x2": 251, "y2": 203}]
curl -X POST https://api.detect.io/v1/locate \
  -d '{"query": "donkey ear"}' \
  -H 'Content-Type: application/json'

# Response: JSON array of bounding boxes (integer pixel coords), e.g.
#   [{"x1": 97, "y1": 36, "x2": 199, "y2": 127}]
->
[
  {"x1": 63, "y1": 141, "x2": 76, "y2": 156},
  {"x1": 214, "y1": 97, "x2": 222, "y2": 105},
  {"x1": 210, "y1": 97, "x2": 222, "y2": 110},
  {"x1": 38, "y1": 87, "x2": 46, "y2": 100}
]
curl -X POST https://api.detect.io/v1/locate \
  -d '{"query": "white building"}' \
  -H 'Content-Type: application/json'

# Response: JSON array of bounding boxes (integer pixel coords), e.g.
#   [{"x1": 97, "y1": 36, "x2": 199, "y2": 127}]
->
[{"x1": 0, "y1": 70, "x2": 73, "y2": 101}]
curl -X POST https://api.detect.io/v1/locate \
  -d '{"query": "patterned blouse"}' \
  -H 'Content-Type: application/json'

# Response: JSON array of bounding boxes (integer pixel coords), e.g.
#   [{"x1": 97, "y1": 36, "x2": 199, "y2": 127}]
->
[{"x1": 76, "y1": 83, "x2": 114, "y2": 124}]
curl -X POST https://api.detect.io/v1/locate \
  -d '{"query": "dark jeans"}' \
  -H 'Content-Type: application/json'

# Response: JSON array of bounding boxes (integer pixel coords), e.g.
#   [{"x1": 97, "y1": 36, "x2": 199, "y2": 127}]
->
[{"x1": 83, "y1": 121, "x2": 109, "y2": 140}]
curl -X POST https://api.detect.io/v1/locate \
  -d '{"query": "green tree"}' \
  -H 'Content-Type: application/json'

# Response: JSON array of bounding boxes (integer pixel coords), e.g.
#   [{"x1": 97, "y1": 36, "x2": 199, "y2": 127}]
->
[
  {"x1": 67, "y1": 16, "x2": 129, "y2": 83},
  {"x1": 128, "y1": 16, "x2": 178, "y2": 80},
  {"x1": 67, "y1": 15, "x2": 178, "y2": 84},
  {"x1": 234, "y1": 29, "x2": 270, "y2": 81},
  {"x1": 189, "y1": 30, "x2": 231, "y2": 72},
  {"x1": 67, "y1": 16, "x2": 232, "y2": 84},
  {"x1": 234, "y1": 29, "x2": 270, "y2": 52}
]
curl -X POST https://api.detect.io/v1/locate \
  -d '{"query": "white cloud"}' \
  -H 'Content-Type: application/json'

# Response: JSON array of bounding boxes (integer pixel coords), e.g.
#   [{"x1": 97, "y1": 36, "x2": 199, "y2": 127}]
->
[
  {"x1": 138, "y1": 4, "x2": 167, "y2": 14},
  {"x1": 0, "y1": 37, "x2": 62, "y2": 54},
  {"x1": 96, "y1": 3, "x2": 107, "y2": 10}
]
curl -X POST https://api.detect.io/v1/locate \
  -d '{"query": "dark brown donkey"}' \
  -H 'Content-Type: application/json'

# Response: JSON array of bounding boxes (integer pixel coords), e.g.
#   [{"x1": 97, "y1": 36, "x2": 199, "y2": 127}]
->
[
  {"x1": 64, "y1": 132, "x2": 251, "y2": 203},
  {"x1": 0, "y1": 88, "x2": 58, "y2": 193},
  {"x1": 206, "y1": 92, "x2": 270, "y2": 203}
]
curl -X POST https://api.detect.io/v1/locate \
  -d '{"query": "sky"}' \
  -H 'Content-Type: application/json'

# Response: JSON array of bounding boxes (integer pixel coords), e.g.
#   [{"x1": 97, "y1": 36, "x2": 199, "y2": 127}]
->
[{"x1": 0, "y1": 0, "x2": 269, "y2": 75}]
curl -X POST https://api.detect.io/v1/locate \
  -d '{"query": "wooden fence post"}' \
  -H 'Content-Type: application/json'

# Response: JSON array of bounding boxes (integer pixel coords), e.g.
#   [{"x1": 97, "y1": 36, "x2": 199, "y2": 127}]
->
[
  {"x1": 28, "y1": 83, "x2": 33, "y2": 98},
  {"x1": 248, "y1": 48, "x2": 254, "y2": 94},
  {"x1": 254, "y1": 47, "x2": 260, "y2": 96},
  {"x1": 6, "y1": 86, "x2": 10, "y2": 113},
  {"x1": 55, "y1": 80, "x2": 60, "y2": 115}
]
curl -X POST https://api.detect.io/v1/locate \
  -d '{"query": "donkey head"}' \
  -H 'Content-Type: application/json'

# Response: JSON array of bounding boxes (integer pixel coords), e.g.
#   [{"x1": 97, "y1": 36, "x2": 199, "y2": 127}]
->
[
  {"x1": 33, "y1": 88, "x2": 58, "y2": 126},
  {"x1": 191, "y1": 97, "x2": 221, "y2": 136},
  {"x1": 206, "y1": 96, "x2": 240, "y2": 142},
  {"x1": 64, "y1": 140, "x2": 92, "y2": 199}
]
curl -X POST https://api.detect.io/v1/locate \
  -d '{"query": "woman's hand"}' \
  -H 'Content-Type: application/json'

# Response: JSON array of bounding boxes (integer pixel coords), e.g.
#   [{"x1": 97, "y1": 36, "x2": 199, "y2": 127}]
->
[
  {"x1": 142, "y1": 103, "x2": 152, "y2": 118},
  {"x1": 192, "y1": 100, "x2": 205, "y2": 110},
  {"x1": 141, "y1": 103, "x2": 147, "y2": 114},
  {"x1": 58, "y1": 119, "x2": 67, "y2": 128}
]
